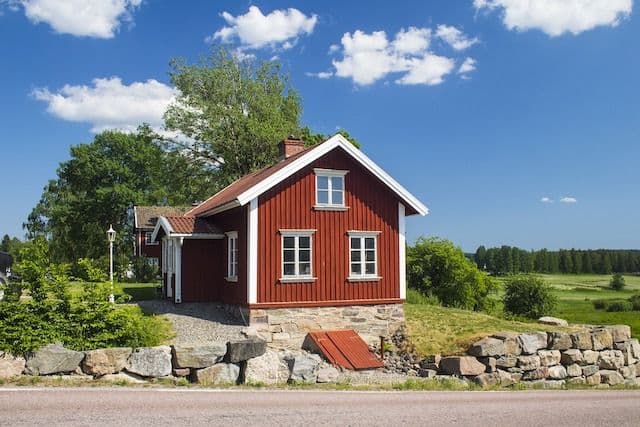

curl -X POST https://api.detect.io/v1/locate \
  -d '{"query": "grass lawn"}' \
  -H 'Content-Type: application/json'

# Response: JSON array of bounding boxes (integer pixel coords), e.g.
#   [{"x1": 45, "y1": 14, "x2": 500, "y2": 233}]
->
[{"x1": 68, "y1": 281, "x2": 161, "y2": 301}]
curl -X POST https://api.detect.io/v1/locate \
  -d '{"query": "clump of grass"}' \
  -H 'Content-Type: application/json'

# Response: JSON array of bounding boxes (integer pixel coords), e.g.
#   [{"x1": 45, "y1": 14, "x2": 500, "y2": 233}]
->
[
  {"x1": 606, "y1": 301, "x2": 633, "y2": 312},
  {"x1": 592, "y1": 299, "x2": 609, "y2": 310}
]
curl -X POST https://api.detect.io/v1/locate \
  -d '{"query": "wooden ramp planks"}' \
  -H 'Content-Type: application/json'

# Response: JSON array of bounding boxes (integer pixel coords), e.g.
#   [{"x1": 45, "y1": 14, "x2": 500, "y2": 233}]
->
[{"x1": 307, "y1": 330, "x2": 384, "y2": 370}]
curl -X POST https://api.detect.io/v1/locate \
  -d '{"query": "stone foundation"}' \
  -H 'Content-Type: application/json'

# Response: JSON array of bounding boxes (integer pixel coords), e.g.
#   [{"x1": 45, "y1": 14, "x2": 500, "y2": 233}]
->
[{"x1": 244, "y1": 304, "x2": 405, "y2": 349}]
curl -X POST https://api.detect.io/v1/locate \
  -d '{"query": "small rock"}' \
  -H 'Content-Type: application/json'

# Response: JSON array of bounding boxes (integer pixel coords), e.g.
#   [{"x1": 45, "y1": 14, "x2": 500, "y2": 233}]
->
[
  {"x1": 547, "y1": 365, "x2": 568, "y2": 380},
  {"x1": 541, "y1": 380, "x2": 565, "y2": 389},
  {"x1": 518, "y1": 333, "x2": 548, "y2": 355},
  {"x1": 287, "y1": 353, "x2": 322, "y2": 383},
  {"x1": 418, "y1": 368, "x2": 437, "y2": 378},
  {"x1": 598, "y1": 350, "x2": 625, "y2": 370},
  {"x1": 226, "y1": 338, "x2": 267, "y2": 363},
  {"x1": 496, "y1": 356, "x2": 518, "y2": 369},
  {"x1": 629, "y1": 339, "x2": 640, "y2": 359},
  {"x1": 582, "y1": 350, "x2": 599, "y2": 365},
  {"x1": 605, "y1": 325, "x2": 631, "y2": 343},
  {"x1": 522, "y1": 367, "x2": 548, "y2": 381},
  {"x1": 581, "y1": 365, "x2": 599, "y2": 377},
  {"x1": 82, "y1": 347, "x2": 131, "y2": 376},
  {"x1": 537, "y1": 350, "x2": 561, "y2": 366},
  {"x1": 566, "y1": 364, "x2": 582, "y2": 377},
  {"x1": 570, "y1": 331, "x2": 593, "y2": 350},
  {"x1": 547, "y1": 332, "x2": 572, "y2": 350},
  {"x1": 492, "y1": 332, "x2": 522, "y2": 356},
  {"x1": 473, "y1": 372, "x2": 500, "y2": 387},
  {"x1": 585, "y1": 372, "x2": 601, "y2": 385},
  {"x1": 244, "y1": 351, "x2": 290, "y2": 385},
  {"x1": 100, "y1": 371, "x2": 146, "y2": 384},
  {"x1": 172, "y1": 344, "x2": 227, "y2": 369},
  {"x1": 477, "y1": 357, "x2": 497, "y2": 373},
  {"x1": 317, "y1": 365, "x2": 340, "y2": 383},
  {"x1": 538, "y1": 316, "x2": 568, "y2": 327},
  {"x1": 618, "y1": 366, "x2": 635, "y2": 379},
  {"x1": 517, "y1": 355, "x2": 541, "y2": 371},
  {"x1": 591, "y1": 329, "x2": 613, "y2": 351},
  {"x1": 127, "y1": 346, "x2": 172, "y2": 378},
  {"x1": 623, "y1": 378, "x2": 640, "y2": 387},
  {"x1": 567, "y1": 377, "x2": 586, "y2": 386},
  {"x1": 439, "y1": 356, "x2": 486, "y2": 376},
  {"x1": 25, "y1": 343, "x2": 84, "y2": 376},
  {"x1": 599, "y1": 370, "x2": 624, "y2": 386},
  {"x1": 0, "y1": 353, "x2": 26, "y2": 379},
  {"x1": 193, "y1": 363, "x2": 240, "y2": 385},
  {"x1": 561, "y1": 349, "x2": 583, "y2": 365},
  {"x1": 468, "y1": 337, "x2": 505, "y2": 357},
  {"x1": 172, "y1": 368, "x2": 190, "y2": 377}
]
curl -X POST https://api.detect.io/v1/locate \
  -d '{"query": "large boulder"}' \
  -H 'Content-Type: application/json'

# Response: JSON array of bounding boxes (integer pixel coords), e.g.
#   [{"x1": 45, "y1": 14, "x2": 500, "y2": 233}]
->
[
  {"x1": 286, "y1": 353, "x2": 322, "y2": 383},
  {"x1": 538, "y1": 316, "x2": 568, "y2": 327},
  {"x1": 585, "y1": 372, "x2": 601, "y2": 385},
  {"x1": 582, "y1": 350, "x2": 599, "y2": 365},
  {"x1": 193, "y1": 363, "x2": 240, "y2": 385},
  {"x1": 598, "y1": 350, "x2": 625, "y2": 370},
  {"x1": 25, "y1": 343, "x2": 84, "y2": 376},
  {"x1": 599, "y1": 370, "x2": 624, "y2": 386},
  {"x1": 581, "y1": 365, "x2": 599, "y2": 377},
  {"x1": 126, "y1": 346, "x2": 172, "y2": 378},
  {"x1": 316, "y1": 364, "x2": 340, "y2": 383},
  {"x1": 226, "y1": 338, "x2": 267, "y2": 363},
  {"x1": 591, "y1": 329, "x2": 613, "y2": 351},
  {"x1": 522, "y1": 367, "x2": 548, "y2": 381},
  {"x1": 439, "y1": 356, "x2": 485, "y2": 376},
  {"x1": 492, "y1": 332, "x2": 522, "y2": 356},
  {"x1": 172, "y1": 344, "x2": 227, "y2": 369},
  {"x1": 547, "y1": 365, "x2": 568, "y2": 380},
  {"x1": 0, "y1": 353, "x2": 26, "y2": 379},
  {"x1": 614, "y1": 342, "x2": 637, "y2": 366},
  {"x1": 547, "y1": 332, "x2": 572, "y2": 351},
  {"x1": 518, "y1": 333, "x2": 547, "y2": 355},
  {"x1": 517, "y1": 355, "x2": 541, "y2": 371},
  {"x1": 606, "y1": 325, "x2": 631, "y2": 343},
  {"x1": 566, "y1": 364, "x2": 582, "y2": 377},
  {"x1": 570, "y1": 331, "x2": 593, "y2": 350},
  {"x1": 537, "y1": 350, "x2": 561, "y2": 367},
  {"x1": 474, "y1": 370, "x2": 517, "y2": 388},
  {"x1": 468, "y1": 337, "x2": 505, "y2": 357},
  {"x1": 244, "y1": 351, "x2": 290, "y2": 385},
  {"x1": 82, "y1": 347, "x2": 131, "y2": 376},
  {"x1": 495, "y1": 356, "x2": 518, "y2": 369},
  {"x1": 629, "y1": 339, "x2": 640, "y2": 359},
  {"x1": 561, "y1": 349, "x2": 583, "y2": 365}
]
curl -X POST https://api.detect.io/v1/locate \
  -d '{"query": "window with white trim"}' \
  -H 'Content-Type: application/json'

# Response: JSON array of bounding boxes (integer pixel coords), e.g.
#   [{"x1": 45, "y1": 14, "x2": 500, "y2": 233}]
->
[
  {"x1": 226, "y1": 231, "x2": 238, "y2": 281},
  {"x1": 315, "y1": 169, "x2": 347, "y2": 208},
  {"x1": 281, "y1": 231, "x2": 314, "y2": 280},
  {"x1": 349, "y1": 232, "x2": 379, "y2": 279},
  {"x1": 145, "y1": 231, "x2": 157, "y2": 245}
]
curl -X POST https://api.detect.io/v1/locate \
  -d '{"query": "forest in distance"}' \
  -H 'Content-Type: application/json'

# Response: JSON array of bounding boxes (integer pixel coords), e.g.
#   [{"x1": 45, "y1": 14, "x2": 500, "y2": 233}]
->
[{"x1": 472, "y1": 246, "x2": 640, "y2": 276}]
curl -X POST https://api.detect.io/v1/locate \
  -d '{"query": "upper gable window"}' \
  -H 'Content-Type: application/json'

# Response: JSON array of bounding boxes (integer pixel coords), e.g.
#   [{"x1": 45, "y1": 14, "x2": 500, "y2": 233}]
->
[{"x1": 314, "y1": 168, "x2": 348, "y2": 210}]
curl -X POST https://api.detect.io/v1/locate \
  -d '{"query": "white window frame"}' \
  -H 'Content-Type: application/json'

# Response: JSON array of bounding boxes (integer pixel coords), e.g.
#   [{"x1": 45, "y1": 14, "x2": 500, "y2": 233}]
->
[
  {"x1": 145, "y1": 231, "x2": 158, "y2": 245},
  {"x1": 279, "y1": 230, "x2": 316, "y2": 283},
  {"x1": 314, "y1": 168, "x2": 348, "y2": 210},
  {"x1": 348, "y1": 231, "x2": 382, "y2": 282},
  {"x1": 226, "y1": 231, "x2": 238, "y2": 282}
]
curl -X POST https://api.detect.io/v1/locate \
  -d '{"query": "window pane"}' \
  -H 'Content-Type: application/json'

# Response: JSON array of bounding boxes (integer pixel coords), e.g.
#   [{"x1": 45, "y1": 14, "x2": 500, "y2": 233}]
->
[
  {"x1": 365, "y1": 250, "x2": 375, "y2": 262},
  {"x1": 283, "y1": 263, "x2": 296, "y2": 276},
  {"x1": 350, "y1": 237, "x2": 361, "y2": 249},
  {"x1": 317, "y1": 189, "x2": 329, "y2": 204},
  {"x1": 299, "y1": 236, "x2": 310, "y2": 248},
  {"x1": 365, "y1": 263, "x2": 376, "y2": 275},
  {"x1": 331, "y1": 190, "x2": 343, "y2": 205},
  {"x1": 317, "y1": 175, "x2": 329, "y2": 190},
  {"x1": 299, "y1": 249, "x2": 310, "y2": 262},
  {"x1": 365, "y1": 237, "x2": 375, "y2": 249},
  {"x1": 283, "y1": 236, "x2": 295, "y2": 248},
  {"x1": 283, "y1": 249, "x2": 295, "y2": 262},
  {"x1": 351, "y1": 263, "x2": 361, "y2": 275},
  {"x1": 351, "y1": 250, "x2": 361, "y2": 262},
  {"x1": 299, "y1": 263, "x2": 311, "y2": 275},
  {"x1": 331, "y1": 176, "x2": 344, "y2": 190}
]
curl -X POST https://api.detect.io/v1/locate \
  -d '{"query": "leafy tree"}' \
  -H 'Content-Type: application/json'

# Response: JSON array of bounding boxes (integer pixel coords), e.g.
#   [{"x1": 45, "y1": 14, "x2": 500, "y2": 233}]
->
[
  {"x1": 0, "y1": 235, "x2": 23, "y2": 261},
  {"x1": 503, "y1": 274, "x2": 557, "y2": 318},
  {"x1": 474, "y1": 245, "x2": 487, "y2": 269},
  {"x1": 407, "y1": 237, "x2": 498, "y2": 311},
  {"x1": 25, "y1": 127, "x2": 212, "y2": 263},
  {"x1": 609, "y1": 273, "x2": 626, "y2": 291}
]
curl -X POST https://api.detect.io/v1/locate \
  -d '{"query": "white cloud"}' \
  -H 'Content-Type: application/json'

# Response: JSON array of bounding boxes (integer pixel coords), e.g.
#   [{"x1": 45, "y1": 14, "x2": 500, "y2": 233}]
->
[
  {"x1": 14, "y1": 0, "x2": 142, "y2": 38},
  {"x1": 305, "y1": 71, "x2": 333, "y2": 79},
  {"x1": 458, "y1": 57, "x2": 477, "y2": 76},
  {"x1": 474, "y1": 0, "x2": 633, "y2": 37},
  {"x1": 540, "y1": 197, "x2": 554, "y2": 203},
  {"x1": 32, "y1": 77, "x2": 177, "y2": 133},
  {"x1": 435, "y1": 25, "x2": 478, "y2": 50},
  {"x1": 560, "y1": 197, "x2": 578, "y2": 203},
  {"x1": 210, "y1": 6, "x2": 317, "y2": 50},
  {"x1": 328, "y1": 44, "x2": 340, "y2": 54},
  {"x1": 330, "y1": 26, "x2": 474, "y2": 86}
]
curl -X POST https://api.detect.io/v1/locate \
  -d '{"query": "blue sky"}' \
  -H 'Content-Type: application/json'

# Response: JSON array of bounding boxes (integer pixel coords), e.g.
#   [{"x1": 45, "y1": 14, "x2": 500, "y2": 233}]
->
[{"x1": 1, "y1": 0, "x2": 638, "y2": 251}]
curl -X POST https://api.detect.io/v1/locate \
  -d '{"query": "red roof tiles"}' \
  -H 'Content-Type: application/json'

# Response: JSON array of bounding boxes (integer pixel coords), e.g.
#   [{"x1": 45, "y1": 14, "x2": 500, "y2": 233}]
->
[{"x1": 164, "y1": 216, "x2": 222, "y2": 235}]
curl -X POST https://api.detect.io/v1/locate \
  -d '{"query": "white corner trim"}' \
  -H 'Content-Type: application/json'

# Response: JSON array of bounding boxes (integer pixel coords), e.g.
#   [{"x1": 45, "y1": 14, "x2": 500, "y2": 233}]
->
[
  {"x1": 247, "y1": 198, "x2": 258, "y2": 304},
  {"x1": 175, "y1": 237, "x2": 183, "y2": 304},
  {"x1": 235, "y1": 134, "x2": 429, "y2": 216},
  {"x1": 399, "y1": 203, "x2": 406, "y2": 300},
  {"x1": 150, "y1": 216, "x2": 174, "y2": 243}
]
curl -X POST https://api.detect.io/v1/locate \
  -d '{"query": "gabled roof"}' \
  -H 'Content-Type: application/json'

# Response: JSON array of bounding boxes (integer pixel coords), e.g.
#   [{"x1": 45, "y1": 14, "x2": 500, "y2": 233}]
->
[
  {"x1": 150, "y1": 216, "x2": 224, "y2": 242},
  {"x1": 187, "y1": 134, "x2": 429, "y2": 217},
  {"x1": 134, "y1": 206, "x2": 190, "y2": 229}
]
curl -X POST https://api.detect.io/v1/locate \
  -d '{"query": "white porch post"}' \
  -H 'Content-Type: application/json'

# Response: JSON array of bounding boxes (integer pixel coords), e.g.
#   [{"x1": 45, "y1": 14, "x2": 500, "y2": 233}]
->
[
  {"x1": 398, "y1": 203, "x2": 407, "y2": 300},
  {"x1": 247, "y1": 198, "x2": 258, "y2": 304},
  {"x1": 175, "y1": 237, "x2": 183, "y2": 303}
]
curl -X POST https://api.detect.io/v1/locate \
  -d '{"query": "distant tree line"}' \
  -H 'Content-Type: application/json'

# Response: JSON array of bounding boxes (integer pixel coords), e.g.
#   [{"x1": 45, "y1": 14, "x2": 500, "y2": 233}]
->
[{"x1": 473, "y1": 246, "x2": 640, "y2": 275}]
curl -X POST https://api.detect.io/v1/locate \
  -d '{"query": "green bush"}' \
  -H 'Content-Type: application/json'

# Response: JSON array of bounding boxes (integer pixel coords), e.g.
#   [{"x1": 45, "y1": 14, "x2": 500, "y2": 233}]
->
[
  {"x1": 610, "y1": 273, "x2": 626, "y2": 291},
  {"x1": 503, "y1": 274, "x2": 557, "y2": 319},
  {"x1": 592, "y1": 299, "x2": 609, "y2": 310},
  {"x1": 407, "y1": 237, "x2": 498, "y2": 312},
  {"x1": 406, "y1": 288, "x2": 440, "y2": 305},
  {"x1": 606, "y1": 301, "x2": 633, "y2": 312},
  {"x1": 0, "y1": 238, "x2": 171, "y2": 355},
  {"x1": 72, "y1": 258, "x2": 108, "y2": 282},
  {"x1": 131, "y1": 257, "x2": 159, "y2": 283},
  {"x1": 630, "y1": 294, "x2": 640, "y2": 311}
]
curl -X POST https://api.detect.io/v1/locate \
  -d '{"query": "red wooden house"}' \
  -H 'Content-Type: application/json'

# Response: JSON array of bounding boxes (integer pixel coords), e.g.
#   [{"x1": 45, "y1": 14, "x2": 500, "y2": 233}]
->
[{"x1": 151, "y1": 134, "x2": 428, "y2": 345}]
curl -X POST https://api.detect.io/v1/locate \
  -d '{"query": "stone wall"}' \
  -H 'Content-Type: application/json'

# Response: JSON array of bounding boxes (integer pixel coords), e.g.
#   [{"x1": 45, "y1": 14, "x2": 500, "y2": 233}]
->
[{"x1": 245, "y1": 304, "x2": 405, "y2": 349}]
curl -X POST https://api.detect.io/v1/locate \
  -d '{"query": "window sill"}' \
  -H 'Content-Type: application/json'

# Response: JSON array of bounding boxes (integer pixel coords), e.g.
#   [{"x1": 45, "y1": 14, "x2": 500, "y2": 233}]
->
[
  {"x1": 279, "y1": 276, "x2": 317, "y2": 284},
  {"x1": 347, "y1": 276, "x2": 382, "y2": 283},
  {"x1": 313, "y1": 205, "x2": 349, "y2": 212},
  {"x1": 225, "y1": 276, "x2": 238, "y2": 283},
  {"x1": 145, "y1": 242, "x2": 159, "y2": 246}
]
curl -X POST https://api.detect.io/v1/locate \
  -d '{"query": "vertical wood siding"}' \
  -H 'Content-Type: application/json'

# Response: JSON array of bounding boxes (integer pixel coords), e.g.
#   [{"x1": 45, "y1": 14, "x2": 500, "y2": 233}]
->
[
  {"x1": 180, "y1": 239, "x2": 222, "y2": 302},
  {"x1": 257, "y1": 147, "x2": 401, "y2": 305}
]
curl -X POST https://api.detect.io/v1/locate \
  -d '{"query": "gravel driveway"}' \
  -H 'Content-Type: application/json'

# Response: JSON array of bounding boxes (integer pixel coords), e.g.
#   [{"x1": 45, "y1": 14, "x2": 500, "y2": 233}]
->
[{"x1": 136, "y1": 300, "x2": 247, "y2": 345}]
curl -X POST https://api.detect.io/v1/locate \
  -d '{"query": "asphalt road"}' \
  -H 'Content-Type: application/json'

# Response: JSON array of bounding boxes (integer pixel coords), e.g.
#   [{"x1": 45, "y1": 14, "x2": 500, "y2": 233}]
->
[{"x1": 1, "y1": 388, "x2": 639, "y2": 426}]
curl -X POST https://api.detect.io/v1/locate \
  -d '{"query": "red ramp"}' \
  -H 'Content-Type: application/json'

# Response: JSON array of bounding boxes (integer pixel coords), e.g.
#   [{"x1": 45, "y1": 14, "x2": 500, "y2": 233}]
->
[{"x1": 306, "y1": 330, "x2": 384, "y2": 370}]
